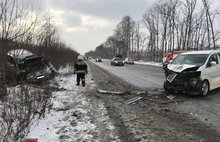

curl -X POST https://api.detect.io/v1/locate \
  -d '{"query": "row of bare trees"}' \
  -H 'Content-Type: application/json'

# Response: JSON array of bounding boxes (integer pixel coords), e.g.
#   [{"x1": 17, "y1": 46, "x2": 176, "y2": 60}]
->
[
  {"x1": 86, "y1": 0, "x2": 220, "y2": 62},
  {"x1": 143, "y1": 0, "x2": 220, "y2": 61},
  {"x1": 0, "y1": 0, "x2": 79, "y2": 68},
  {"x1": 0, "y1": 0, "x2": 46, "y2": 43}
]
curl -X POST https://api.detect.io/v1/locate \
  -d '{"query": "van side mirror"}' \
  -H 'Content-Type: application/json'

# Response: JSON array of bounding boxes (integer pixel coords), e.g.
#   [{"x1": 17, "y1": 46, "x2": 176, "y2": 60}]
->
[{"x1": 210, "y1": 61, "x2": 217, "y2": 66}]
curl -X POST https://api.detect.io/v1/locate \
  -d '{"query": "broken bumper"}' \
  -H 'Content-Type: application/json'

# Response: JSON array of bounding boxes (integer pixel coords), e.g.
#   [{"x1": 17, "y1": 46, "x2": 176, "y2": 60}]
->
[
  {"x1": 26, "y1": 69, "x2": 52, "y2": 82},
  {"x1": 164, "y1": 72, "x2": 202, "y2": 95}
]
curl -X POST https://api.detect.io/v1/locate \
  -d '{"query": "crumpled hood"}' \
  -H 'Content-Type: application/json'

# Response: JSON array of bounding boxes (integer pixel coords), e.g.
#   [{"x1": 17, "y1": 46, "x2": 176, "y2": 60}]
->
[{"x1": 167, "y1": 64, "x2": 197, "y2": 73}]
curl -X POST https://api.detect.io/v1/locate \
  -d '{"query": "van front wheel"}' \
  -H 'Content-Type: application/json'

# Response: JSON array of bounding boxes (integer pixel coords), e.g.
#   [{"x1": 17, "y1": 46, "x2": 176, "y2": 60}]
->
[{"x1": 201, "y1": 81, "x2": 209, "y2": 96}]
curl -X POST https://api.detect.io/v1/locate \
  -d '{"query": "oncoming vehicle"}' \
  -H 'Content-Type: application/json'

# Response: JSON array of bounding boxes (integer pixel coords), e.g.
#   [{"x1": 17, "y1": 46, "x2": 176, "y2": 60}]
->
[
  {"x1": 164, "y1": 50, "x2": 220, "y2": 96},
  {"x1": 5, "y1": 49, "x2": 55, "y2": 83},
  {"x1": 123, "y1": 57, "x2": 134, "y2": 65},
  {"x1": 111, "y1": 55, "x2": 124, "y2": 66},
  {"x1": 95, "y1": 57, "x2": 103, "y2": 62}
]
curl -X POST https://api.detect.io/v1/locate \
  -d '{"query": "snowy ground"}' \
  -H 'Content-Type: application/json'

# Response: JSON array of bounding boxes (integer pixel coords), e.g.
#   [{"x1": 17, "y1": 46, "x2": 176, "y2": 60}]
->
[
  {"x1": 134, "y1": 60, "x2": 162, "y2": 67},
  {"x1": 21, "y1": 65, "x2": 120, "y2": 142},
  {"x1": 0, "y1": 61, "x2": 162, "y2": 142}
]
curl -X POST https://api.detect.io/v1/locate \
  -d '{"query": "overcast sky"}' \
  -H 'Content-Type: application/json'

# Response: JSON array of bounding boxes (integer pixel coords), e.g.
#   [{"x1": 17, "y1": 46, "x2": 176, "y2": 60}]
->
[
  {"x1": 40, "y1": 0, "x2": 219, "y2": 55},
  {"x1": 39, "y1": 0, "x2": 154, "y2": 54}
]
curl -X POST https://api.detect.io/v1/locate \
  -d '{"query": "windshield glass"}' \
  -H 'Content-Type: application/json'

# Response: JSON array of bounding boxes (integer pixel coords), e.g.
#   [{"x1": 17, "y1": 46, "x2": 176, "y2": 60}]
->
[
  {"x1": 172, "y1": 54, "x2": 209, "y2": 66},
  {"x1": 114, "y1": 57, "x2": 122, "y2": 60}
]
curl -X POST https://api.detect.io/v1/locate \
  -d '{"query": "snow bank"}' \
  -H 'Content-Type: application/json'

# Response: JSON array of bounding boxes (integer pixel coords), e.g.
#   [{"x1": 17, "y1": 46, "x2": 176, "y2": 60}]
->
[
  {"x1": 135, "y1": 60, "x2": 162, "y2": 67},
  {"x1": 24, "y1": 65, "x2": 119, "y2": 142}
]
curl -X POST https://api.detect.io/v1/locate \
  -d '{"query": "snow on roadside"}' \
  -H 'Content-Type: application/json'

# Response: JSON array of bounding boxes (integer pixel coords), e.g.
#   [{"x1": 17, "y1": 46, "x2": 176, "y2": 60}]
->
[
  {"x1": 25, "y1": 65, "x2": 119, "y2": 142},
  {"x1": 135, "y1": 60, "x2": 162, "y2": 67}
]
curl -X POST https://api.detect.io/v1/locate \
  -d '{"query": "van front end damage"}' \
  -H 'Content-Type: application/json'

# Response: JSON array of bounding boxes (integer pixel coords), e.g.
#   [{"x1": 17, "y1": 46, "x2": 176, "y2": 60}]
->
[{"x1": 164, "y1": 69, "x2": 202, "y2": 95}]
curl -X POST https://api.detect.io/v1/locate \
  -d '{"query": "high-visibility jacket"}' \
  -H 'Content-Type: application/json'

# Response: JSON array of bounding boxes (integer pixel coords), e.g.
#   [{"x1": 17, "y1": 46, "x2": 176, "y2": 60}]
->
[{"x1": 74, "y1": 60, "x2": 87, "y2": 74}]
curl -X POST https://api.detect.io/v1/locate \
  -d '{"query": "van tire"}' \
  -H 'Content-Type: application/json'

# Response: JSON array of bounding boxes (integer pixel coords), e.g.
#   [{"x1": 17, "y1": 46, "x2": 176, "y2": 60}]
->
[{"x1": 201, "y1": 80, "x2": 209, "y2": 96}]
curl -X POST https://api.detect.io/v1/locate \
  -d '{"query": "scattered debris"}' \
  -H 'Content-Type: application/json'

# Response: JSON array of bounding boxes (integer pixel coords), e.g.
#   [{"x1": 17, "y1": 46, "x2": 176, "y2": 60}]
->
[
  {"x1": 97, "y1": 89, "x2": 126, "y2": 95},
  {"x1": 126, "y1": 96, "x2": 143, "y2": 104},
  {"x1": 144, "y1": 97, "x2": 182, "y2": 104},
  {"x1": 167, "y1": 95, "x2": 175, "y2": 100}
]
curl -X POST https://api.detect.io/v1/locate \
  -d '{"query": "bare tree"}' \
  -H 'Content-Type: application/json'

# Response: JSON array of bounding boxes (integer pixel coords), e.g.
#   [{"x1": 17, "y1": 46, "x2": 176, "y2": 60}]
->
[
  {"x1": 202, "y1": 0, "x2": 219, "y2": 49},
  {"x1": 114, "y1": 16, "x2": 136, "y2": 57},
  {"x1": 0, "y1": 0, "x2": 48, "y2": 44},
  {"x1": 87, "y1": 0, "x2": 220, "y2": 62}
]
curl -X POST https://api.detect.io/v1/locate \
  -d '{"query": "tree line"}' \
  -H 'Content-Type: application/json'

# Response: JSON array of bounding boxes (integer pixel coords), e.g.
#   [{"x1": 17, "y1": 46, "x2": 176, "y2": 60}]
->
[
  {"x1": 0, "y1": 1, "x2": 79, "y2": 141},
  {"x1": 0, "y1": 0, "x2": 79, "y2": 69},
  {"x1": 86, "y1": 0, "x2": 220, "y2": 62}
]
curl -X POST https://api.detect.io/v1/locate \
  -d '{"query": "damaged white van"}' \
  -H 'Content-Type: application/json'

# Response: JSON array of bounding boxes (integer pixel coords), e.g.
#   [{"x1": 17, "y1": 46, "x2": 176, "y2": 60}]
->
[{"x1": 164, "y1": 50, "x2": 220, "y2": 95}]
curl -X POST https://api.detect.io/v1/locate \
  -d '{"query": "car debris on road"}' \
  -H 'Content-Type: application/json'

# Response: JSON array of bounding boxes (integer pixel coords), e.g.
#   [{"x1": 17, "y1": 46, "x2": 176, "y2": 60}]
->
[
  {"x1": 97, "y1": 89, "x2": 126, "y2": 95},
  {"x1": 126, "y1": 96, "x2": 143, "y2": 104}
]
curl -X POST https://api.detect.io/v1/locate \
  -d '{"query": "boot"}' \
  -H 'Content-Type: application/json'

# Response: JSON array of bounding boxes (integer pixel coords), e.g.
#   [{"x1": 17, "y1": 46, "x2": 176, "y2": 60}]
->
[{"x1": 82, "y1": 81, "x2": 85, "y2": 87}]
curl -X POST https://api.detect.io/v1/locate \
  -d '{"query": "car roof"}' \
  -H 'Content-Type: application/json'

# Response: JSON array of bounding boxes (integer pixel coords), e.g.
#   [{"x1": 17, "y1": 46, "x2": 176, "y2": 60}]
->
[
  {"x1": 181, "y1": 50, "x2": 219, "y2": 55},
  {"x1": 7, "y1": 49, "x2": 34, "y2": 60}
]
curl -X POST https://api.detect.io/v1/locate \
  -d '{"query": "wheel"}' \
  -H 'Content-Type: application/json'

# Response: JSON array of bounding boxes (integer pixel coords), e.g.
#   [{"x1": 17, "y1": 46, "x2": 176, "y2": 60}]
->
[
  {"x1": 201, "y1": 80, "x2": 209, "y2": 96},
  {"x1": 163, "y1": 81, "x2": 170, "y2": 91}
]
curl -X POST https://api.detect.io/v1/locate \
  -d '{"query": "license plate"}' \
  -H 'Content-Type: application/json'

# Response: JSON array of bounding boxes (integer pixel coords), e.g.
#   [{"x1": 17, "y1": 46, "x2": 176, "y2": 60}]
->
[
  {"x1": 167, "y1": 73, "x2": 177, "y2": 82},
  {"x1": 37, "y1": 75, "x2": 44, "y2": 79}
]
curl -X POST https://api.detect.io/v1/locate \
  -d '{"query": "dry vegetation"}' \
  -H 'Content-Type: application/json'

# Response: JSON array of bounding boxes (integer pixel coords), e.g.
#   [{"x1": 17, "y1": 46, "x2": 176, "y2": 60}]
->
[{"x1": 0, "y1": 0, "x2": 78, "y2": 141}]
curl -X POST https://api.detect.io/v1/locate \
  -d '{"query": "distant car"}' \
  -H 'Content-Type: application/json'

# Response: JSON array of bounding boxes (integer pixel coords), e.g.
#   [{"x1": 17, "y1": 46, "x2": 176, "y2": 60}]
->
[
  {"x1": 111, "y1": 57, "x2": 124, "y2": 66},
  {"x1": 5, "y1": 49, "x2": 55, "y2": 82},
  {"x1": 88, "y1": 57, "x2": 92, "y2": 60},
  {"x1": 95, "y1": 57, "x2": 103, "y2": 62},
  {"x1": 123, "y1": 57, "x2": 134, "y2": 65},
  {"x1": 164, "y1": 50, "x2": 220, "y2": 96}
]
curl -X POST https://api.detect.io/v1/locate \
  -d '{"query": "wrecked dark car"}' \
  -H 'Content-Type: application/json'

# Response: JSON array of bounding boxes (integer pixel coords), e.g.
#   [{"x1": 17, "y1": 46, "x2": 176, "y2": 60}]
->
[
  {"x1": 164, "y1": 50, "x2": 220, "y2": 96},
  {"x1": 5, "y1": 49, "x2": 55, "y2": 83}
]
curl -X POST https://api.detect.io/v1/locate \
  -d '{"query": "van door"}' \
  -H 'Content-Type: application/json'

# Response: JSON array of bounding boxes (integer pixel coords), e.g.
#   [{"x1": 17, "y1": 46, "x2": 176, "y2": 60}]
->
[
  {"x1": 206, "y1": 53, "x2": 220, "y2": 90},
  {"x1": 216, "y1": 53, "x2": 220, "y2": 88}
]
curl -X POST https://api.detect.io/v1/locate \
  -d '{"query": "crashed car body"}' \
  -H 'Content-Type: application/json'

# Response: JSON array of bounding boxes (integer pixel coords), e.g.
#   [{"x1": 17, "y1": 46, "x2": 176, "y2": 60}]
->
[
  {"x1": 164, "y1": 50, "x2": 220, "y2": 95},
  {"x1": 5, "y1": 49, "x2": 54, "y2": 82}
]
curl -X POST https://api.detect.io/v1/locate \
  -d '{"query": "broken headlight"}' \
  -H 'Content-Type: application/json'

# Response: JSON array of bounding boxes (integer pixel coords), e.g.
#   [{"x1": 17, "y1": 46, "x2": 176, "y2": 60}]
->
[
  {"x1": 182, "y1": 71, "x2": 201, "y2": 86},
  {"x1": 167, "y1": 73, "x2": 177, "y2": 82},
  {"x1": 190, "y1": 78, "x2": 199, "y2": 86}
]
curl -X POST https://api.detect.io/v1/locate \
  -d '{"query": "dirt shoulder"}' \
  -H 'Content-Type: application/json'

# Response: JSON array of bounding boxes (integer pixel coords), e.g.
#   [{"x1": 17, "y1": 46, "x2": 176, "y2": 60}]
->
[{"x1": 87, "y1": 61, "x2": 220, "y2": 142}]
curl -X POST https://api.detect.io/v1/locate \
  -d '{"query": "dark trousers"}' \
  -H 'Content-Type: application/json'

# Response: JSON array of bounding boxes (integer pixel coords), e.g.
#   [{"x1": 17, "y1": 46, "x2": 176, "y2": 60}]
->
[{"x1": 76, "y1": 73, "x2": 85, "y2": 86}]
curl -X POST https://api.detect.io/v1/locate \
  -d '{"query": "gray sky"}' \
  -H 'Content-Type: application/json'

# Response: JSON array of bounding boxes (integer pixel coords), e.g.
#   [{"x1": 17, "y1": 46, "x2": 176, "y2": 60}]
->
[
  {"x1": 41, "y1": 0, "x2": 220, "y2": 54},
  {"x1": 41, "y1": 0, "x2": 155, "y2": 54}
]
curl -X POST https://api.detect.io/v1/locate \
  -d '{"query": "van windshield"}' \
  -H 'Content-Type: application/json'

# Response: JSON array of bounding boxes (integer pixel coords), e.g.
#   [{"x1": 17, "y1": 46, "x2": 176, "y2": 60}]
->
[{"x1": 172, "y1": 54, "x2": 209, "y2": 66}]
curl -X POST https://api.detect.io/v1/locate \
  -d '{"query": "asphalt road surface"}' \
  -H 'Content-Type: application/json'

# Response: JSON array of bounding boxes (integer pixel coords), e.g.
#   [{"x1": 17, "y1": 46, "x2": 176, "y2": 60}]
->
[{"x1": 92, "y1": 59, "x2": 165, "y2": 89}]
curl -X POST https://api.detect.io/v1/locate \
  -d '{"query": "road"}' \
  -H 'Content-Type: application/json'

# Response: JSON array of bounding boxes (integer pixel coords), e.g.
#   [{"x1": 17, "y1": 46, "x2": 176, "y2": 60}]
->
[
  {"x1": 91, "y1": 59, "x2": 220, "y2": 133},
  {"x1": 91, "y1": 59, "x2": 165, "y2": 89}
]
